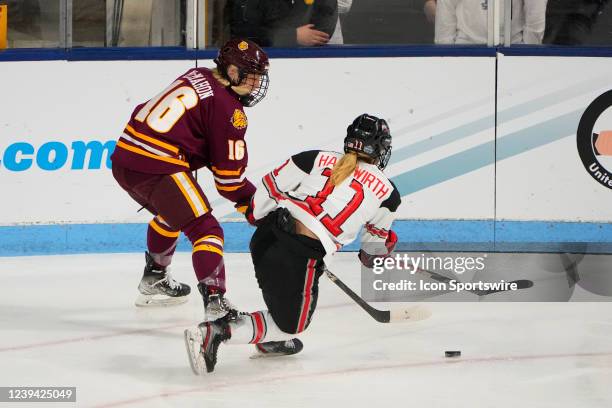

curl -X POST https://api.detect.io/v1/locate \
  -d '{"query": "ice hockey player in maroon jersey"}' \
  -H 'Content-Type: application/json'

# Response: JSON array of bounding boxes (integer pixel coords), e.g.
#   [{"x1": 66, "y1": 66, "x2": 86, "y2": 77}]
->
[
  {"x1": 110, "y1": 39, "x2": 270, "y2": 319},
  {"x1": 184, "y1": 114, "x2": 401, "y2": 374}
]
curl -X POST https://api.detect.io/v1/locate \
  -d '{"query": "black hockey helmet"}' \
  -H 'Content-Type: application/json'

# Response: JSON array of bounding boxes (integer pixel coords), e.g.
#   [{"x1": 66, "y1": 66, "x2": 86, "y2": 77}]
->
[
  {"x1": 214, "y1": 38, "x2": 270, "y2": 107},
  {"x1": 344, "y1": 114, "x2": 392, "y2": 169}
]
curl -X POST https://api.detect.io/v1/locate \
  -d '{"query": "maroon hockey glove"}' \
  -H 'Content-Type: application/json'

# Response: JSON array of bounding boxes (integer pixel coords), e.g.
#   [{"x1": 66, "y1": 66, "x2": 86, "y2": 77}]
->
[{"x1": 235, "y1": 198, "x2": 259, "y2": 226}]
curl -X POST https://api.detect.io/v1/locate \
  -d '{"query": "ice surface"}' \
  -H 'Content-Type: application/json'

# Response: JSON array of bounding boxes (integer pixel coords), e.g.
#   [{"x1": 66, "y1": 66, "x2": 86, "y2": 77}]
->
[{"x1": 1, "y1": 253, "x2": 612, "y2": 407}]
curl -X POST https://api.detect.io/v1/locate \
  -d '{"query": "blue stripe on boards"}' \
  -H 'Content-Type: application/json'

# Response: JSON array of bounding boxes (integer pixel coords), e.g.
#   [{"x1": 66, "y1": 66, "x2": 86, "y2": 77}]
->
[{"x1": 2, "y1": 220, "x2": 611, "y2": 256}]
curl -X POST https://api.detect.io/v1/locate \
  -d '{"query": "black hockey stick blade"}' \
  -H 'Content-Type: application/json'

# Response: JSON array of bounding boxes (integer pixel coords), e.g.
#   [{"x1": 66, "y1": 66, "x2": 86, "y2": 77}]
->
[
  {"x1": 324, "y1": 268, "x2": 431, "y2": 323},
  {"x1": 325, "y1": 269, "x2": 390, "y2": 322}
]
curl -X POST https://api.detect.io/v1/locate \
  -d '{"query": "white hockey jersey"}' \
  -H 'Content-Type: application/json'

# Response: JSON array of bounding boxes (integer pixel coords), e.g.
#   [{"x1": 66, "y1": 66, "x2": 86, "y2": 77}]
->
[{"x1": 251, "y1": 150, "x2": 401, "y2": 265}]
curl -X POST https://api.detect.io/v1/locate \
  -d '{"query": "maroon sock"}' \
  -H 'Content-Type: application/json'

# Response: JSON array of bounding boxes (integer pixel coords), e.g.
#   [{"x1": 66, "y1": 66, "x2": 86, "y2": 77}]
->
[
  {"x1": 192, "y1": 235, "x2": 226, "y2": 292},
  {"x1": 147, "y1": 216, "x2": 179, "y2": 267},
  {"x1": 183, "y1": 213, "x2": 226, "y2": 292}
]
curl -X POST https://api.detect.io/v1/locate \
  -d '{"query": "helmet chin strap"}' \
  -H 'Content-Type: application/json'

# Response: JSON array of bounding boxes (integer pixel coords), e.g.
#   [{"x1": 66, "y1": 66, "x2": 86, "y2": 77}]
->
[{"x1": 224, "y1": 84, "x2": 254, "y2": 107}]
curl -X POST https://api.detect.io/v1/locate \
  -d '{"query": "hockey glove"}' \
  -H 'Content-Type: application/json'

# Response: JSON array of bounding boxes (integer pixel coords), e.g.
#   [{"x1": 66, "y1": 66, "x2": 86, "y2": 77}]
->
[
  {"x1": 358, "y1": 229, "x2": 398, "y2": 268},
  {"x1": 235, "y1": 198, "x2": 258, "y2": 226},
  {"x1": 385, "y1": 230, "x2": 398, "y2": 253},
  {"x1": 272, "y1": 207, "x2": 296, "y2": 234}
]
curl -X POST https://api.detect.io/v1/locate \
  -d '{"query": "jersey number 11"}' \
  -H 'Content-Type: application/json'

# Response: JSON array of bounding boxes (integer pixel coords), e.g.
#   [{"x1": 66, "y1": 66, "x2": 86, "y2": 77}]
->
[{"x1": 305, "y1": 168, "x2": 364, "y2": 237}]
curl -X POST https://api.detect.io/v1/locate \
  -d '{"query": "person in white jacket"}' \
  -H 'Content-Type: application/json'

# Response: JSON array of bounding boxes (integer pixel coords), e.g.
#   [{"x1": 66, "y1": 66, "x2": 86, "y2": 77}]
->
[
  {"x1": 434, "y1": 0, "x2": 546, "y2": 44},
  {"x1": 328, "y1": 0, "x2": 354, "y2": 44},
  {"x1": 184, "y1": 114, "x2": 401, "y2": 374}
]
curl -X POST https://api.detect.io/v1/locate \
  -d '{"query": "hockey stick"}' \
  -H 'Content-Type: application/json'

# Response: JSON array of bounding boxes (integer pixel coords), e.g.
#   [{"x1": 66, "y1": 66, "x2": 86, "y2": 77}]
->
[
  {"x1": 324, "y1": 268, "x2": 431, "y2": 323},
  {"x1": 410, "y1": 264, "x2": 534, "y2": 296},
  {"x1": 560, "y1": 251, "x2": 586, "y2": 288}
]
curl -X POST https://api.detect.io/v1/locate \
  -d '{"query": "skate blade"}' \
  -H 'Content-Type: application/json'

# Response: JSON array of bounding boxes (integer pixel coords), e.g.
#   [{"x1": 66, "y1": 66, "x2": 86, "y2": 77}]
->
[
  {"x1": 249, "y1": 345, "x2": 301, "y2": 359},
  {"x1": 249, "y1": 350, "x2": 302, "y2": 359},
  {"x1": 184, "y1": 329, "x2": 205, "y2": 375},
  {"x1": 249, "y1": 351, "x2": 289, "y2": 359},
  {"x1": 135, "y1": 293, "x2": 188, "y2": 307},
  {"x1": 203, "y1": 310, "x2": 228, "y2": 322}
]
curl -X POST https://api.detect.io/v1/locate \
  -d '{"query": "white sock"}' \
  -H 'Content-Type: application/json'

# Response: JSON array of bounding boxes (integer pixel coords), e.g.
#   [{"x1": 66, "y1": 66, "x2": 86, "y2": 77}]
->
[{"x1": 226, "y1": 310, "x2": 296, "y2": 344}]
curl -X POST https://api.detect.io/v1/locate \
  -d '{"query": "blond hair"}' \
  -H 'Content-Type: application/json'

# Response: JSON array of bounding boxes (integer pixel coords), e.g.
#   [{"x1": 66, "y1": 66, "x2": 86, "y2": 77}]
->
[
  {"x1": 212, "y1": 68, "x2": 252, "y2": 96},
  {"x1": 330, "y1": 152, "x2": 359, "y2": 186}
]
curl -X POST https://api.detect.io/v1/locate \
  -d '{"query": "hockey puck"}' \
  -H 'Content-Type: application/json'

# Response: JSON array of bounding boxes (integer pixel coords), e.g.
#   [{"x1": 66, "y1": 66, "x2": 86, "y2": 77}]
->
[{"x1": 445, "y1": 350, "x2": 461, "y2": 358}]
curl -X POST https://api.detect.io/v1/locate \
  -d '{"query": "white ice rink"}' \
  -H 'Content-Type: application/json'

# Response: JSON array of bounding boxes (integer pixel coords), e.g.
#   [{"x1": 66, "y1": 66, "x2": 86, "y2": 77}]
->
[{"x1": 2, "y1": 252, "x2": 612, "y2": 408}]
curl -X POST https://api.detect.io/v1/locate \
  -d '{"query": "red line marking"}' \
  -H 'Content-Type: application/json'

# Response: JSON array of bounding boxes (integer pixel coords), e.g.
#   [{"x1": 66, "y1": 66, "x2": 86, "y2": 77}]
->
[
  {"x1": 0, "y1": 304, "x2": 354, "y2": 353},
  {"x1": 0, "y1": 321, "x2": 192, "y2": 353},
  {"x1": 93, "y1": 350, "x2": 612, "y2": 408}
]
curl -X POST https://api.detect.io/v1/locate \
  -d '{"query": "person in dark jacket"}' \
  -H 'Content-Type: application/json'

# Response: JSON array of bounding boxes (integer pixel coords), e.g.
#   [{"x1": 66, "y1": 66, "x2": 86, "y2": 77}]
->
[
  {"x1": 543, "y1": 0, "x2": 612, "y2": 45},
  {"x1": 225, "y1": 0, "x2": 338, "y2": 47}
]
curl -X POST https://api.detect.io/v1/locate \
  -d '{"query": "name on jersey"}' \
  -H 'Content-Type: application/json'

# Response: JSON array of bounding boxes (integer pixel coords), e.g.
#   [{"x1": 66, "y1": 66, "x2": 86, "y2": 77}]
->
[
  {"x1": 183, "y1": 71, "x2": 214, "y2": 100},
  {"x1": 318, "y1": 154, "x2": 390, "y2": 199}
]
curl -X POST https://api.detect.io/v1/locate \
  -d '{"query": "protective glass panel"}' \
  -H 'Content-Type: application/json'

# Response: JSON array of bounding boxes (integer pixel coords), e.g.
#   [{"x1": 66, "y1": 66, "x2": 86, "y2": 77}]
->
[
  {"x1": 94, "y1": 0, "x2": 186, "y2": 47},
  {"x1": 504, "y1": 0, "x2": 546, "y2": 45},
  {"x1": 205, "y1": 0, "x2": 461, "y2": 48},
  {"x1": 72, "y1": 0, "x2": 106, "y2": 47},
  {"x1": 541, "y1": 0, "x2": 612, "y2": 46},
  {"x1": 2, "y1": 0, "x2": 61, "y2": 48},
  {"x1": 434, "y1": 0, "x2": 491, "y2": 45}
]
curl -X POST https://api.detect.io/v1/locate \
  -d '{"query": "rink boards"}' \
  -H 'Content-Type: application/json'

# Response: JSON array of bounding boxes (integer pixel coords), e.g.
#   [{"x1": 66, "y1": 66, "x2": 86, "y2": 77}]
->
[{"x1": 1, "y1": 54, "x2": 611, "y2": 254}]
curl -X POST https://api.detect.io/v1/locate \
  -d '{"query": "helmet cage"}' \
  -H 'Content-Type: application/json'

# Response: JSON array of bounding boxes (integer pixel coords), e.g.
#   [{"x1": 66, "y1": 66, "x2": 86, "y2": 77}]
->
[
  {"x1": 238, "y1": 71, "x2": 269, "y2": 107},
  {"x1": 214, "y1": 39, "x2": 270, "y2": 107},
  {"x1": 377, "y1": 136, "x2": 392, "y2": 169}
]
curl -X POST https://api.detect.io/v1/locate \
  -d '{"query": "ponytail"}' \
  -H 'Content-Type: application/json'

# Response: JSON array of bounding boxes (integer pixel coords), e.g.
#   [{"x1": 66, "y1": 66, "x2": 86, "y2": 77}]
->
[
  {"x1": 212, "y1": 68, "x2": 252, "y2": 96},
  {"x1": 212, "y1": 68, "x2": 230, "y2": 86},
  {"x1": 330, "y1": 152, "x2": 358, "y2": 186}
]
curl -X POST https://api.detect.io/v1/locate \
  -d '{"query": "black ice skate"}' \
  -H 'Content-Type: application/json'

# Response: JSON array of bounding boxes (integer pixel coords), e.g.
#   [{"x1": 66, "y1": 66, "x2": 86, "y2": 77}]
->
[
  {"x1": 252, "y1": 339, "x2": 304, "y2": 359},
  {"x1": 184, "y1": 318, "x2": 231, "y2": 374},
  {"x1": 135, "y1": 252, "x2": 191, "y2": 307},
  {"x1": 198, "y1": 283, "x2": 237, "y2": 321}
]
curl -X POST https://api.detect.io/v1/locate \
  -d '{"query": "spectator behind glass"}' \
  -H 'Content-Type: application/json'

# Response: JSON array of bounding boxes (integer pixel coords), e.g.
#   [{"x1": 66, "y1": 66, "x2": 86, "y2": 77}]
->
[
  {"x1": 225, "y1": 0, "x2": 338, "y2": 47},
  {"x1": 73, "y1": 0, "x2": 105, "y2": 47},
  {"x1": 435, "y1": 0, "x2": 545, "y2": 45},
  {"x1": 328, "y1": 0, "x2": 353, "y2": 44},
  {"x1": 544, "y1": 0, "x2": 612, "y2": 45},
  {"x1": 341, "y1": 0, "x2": 433, "y2": 44},
  {"x1": 424, "y1": 0, "x2": 437, "y2": 24}
]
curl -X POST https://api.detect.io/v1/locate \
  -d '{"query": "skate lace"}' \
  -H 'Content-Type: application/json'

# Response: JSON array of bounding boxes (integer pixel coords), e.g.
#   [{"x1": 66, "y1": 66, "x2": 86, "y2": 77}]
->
[
  {"x1": 209, "y1": 293, "x2": 235, "y2": 312},
  {"x1": 153, "y1": 270, "x2": 181, "y2": 290},
  {"x1": 220, "y1": 296, "x2": 235, "y2": 311}
]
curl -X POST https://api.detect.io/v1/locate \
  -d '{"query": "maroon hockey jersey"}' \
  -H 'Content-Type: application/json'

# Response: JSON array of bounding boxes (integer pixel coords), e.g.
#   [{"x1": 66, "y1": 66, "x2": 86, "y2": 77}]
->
[{"x1": 111, "y1": 68, "x2": 255, "y2": 203}]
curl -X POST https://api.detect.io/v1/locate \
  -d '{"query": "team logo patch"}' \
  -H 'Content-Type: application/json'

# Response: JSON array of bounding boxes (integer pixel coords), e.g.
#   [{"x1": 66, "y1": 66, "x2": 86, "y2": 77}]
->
[
  {"x1": 231, "y1": 109, "x2": 248, "y2": 129},
  {"x1": 238, "y1": 41, "x2": 249, "y2": 51},
  {"x1": 577, "y1": 90, "x2": 612, "y2": 190}
]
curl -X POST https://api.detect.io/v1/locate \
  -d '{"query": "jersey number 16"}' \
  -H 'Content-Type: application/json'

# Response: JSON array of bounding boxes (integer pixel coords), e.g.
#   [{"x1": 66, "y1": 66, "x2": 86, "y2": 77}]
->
[{"x1": 135, "y1": 80, "x2": 198, "y2": 133}]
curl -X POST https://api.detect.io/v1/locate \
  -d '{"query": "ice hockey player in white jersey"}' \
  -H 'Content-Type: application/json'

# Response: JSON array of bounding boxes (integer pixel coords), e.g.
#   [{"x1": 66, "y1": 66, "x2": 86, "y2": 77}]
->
[{"x1": 184, "y1": 113, "x2": 401, "y2": 374}]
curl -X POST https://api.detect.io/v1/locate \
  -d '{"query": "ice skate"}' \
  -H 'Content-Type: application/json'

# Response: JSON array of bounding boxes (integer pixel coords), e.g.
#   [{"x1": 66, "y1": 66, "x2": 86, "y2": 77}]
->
[
  {"x1": 251, "y1": 338, "x2": 304, "y2": 359},
  {"x1": 184, "y1": 318, "x2": 231, "y2": 374},
  {"x1": 198, "y1": 283, "x2": 238, "y2": 321},
  {"x1": 135, "y1": 252, "x2": 191, "y2": 307}
]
